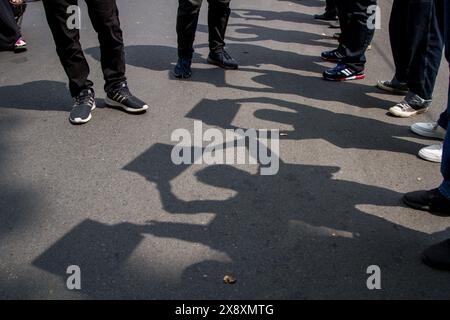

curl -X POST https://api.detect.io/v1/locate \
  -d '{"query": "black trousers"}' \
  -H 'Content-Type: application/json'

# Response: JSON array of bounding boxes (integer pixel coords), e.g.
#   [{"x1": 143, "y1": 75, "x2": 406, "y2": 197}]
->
[
  {"x1": 325, "y1": 0, "x2": 338, "y2": 17},
  {"x1": 389, "y1": 0, "x2": 445, "y2": 100},
  {"x1": 42, "y1": 0, "x2": 126, "y2": 97},
  {"x1": 0, "y1": 0, "x2": 21, "y2": 50},
  {"x1": 177, "y1": 0, "x2": 231, "y2": 59},
  {"x1": 336, "y1": 0, "x2": 377, "y2": 72}
]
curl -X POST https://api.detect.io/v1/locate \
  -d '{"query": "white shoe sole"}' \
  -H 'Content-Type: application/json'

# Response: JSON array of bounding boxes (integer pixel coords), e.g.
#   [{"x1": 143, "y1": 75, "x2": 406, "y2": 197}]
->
[
  {"x1": 418, "y1": 149, "x2": 442, "y2": 163},
  {"x1": 389, "y1": 107, "x2": 428, "y2": 118},
  {"x1": 69, "y1": 102, "x2": 96, "y2": 124},
  {"x1": 411, "y1": 124, "x2": 446, "y2": 140},
  {"x1": 105, "y1": 97, "x2": 149, "y2": 113}
]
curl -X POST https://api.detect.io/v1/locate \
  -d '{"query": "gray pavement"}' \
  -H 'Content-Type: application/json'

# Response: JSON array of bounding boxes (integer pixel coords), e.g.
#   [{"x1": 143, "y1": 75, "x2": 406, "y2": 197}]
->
[{"x1": 1, "y1": 0, "x2": 450, "y2": 299}]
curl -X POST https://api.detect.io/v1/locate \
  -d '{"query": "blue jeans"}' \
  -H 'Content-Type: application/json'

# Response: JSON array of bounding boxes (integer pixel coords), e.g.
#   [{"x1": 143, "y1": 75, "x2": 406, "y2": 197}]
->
[
  {"x1": 439, "y1": 87, "x2": 450, "y2": 200},
  {"x1": 389, "y1": 0, "x2": 445, "y2": 100},
  {"x1": 438, "y1": 0, "x2": 450, "y2": 200},
  {"x1": 438, "y1": 110, "x2": 448, "y2": 130}
]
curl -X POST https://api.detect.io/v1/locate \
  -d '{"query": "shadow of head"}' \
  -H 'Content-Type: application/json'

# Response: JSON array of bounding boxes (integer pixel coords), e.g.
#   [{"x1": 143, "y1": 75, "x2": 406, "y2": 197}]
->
[{"x1": 0, "y1": 80, "x2": 71, "y2": 111}]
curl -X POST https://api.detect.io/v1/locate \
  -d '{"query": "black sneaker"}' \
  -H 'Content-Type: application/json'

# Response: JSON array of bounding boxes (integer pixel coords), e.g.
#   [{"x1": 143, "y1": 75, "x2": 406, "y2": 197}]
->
[
  {"x1": 323, "y1": 63, "x2": 365, "y2": 81},
  {"x1": 207, "y1": 50, "x2": 239, "y2": 70},
  {"x1": 329, "y1": 21, "x2": 340, "y2": 28},
  {"x1": 173, "y1": 57, "x2": 192, "y2": 79},
  {"x1": 69, "y1": 88, "x2": 96, "y2": 125},
  {"x1": 321, "y1": 49, "x2": 346, "y2": 62},
  {"x1": 376, "y1": 78, "x2": 409, "y2": 95},
  {"x1": 403, "y1": 189, "x2": 450, "y2": 215},
  {"x1": 105, "y1": 82, "x2": 149, "y2": 113},
  {"x1": 422, "y1": 239, "x2": 450, "y2": 271},
  {"x1": 332, "y1": 32, "x2": 341, "y2": 40},
  {"x1": 314, "y1": 13, "x2": 338, "y2": 21}
]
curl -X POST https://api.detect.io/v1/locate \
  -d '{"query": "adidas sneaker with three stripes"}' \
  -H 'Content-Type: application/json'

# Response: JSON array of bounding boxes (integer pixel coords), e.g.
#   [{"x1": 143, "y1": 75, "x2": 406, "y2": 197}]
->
[
  {"x1": 323, "y1": 63, "x2": 365, "y2": 81},
  {"x1": 105, "y1": 82, "x2": 149, "y2": 113}
]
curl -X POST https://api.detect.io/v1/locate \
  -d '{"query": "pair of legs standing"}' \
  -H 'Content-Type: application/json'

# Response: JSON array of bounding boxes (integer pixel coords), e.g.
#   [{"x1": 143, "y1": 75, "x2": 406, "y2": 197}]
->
[
  {"x1": 378, "y1": 0, "x2": 445, "y2": 118},
  {"x1": 174, "y1": 0, "x2": 238, "y2": 79},
  {"x1": 42, "y1": 0, "x2": 148, "y2": 124},
  {"x1": 403, "y1": 0, "x2": 450, "y2": 271},
  {"x1": 321, "y1": 0, "x2": 377, "y2": 81},
  {"x1": 314, "y1": 0, "x2": 338, "y2": 21},
  {"x1": 0, "y1": 0, "x2": 26, "y2": 52}
]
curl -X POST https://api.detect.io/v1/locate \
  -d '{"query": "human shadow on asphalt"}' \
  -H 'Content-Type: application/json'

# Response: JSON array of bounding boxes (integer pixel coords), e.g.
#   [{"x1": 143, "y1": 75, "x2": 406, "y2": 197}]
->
[
  {"x1": 0, "y1": 80, "x2": 72, "y2": 111},
  {"x1": 185, "y1": 96, "x2": 427, "y2": 155},
  {"x1": 0, "y1": 116, "x2": 44, "y2": 299},
  {"x1": 115, "y1": 43, "x2": 327, "y2": 73},
  {"x1": 86, "y1": 43, "x2": 394, "y2": 110},
  {"x1": 0, "y1": 116, "x2": 40, "y2": 241},
  {"x1": 31, "y1": 142, "x2": 450, "y2": 299},
  {"x1": 278, "y1": 0, "x2": 324, "y2": 7},
  {"x1": 230, "y1": 8, "x2": 333, "y2": 27},
  {"x1": 197, "y1": 24, "x2": 336, "y2": 48},
  {"x1": 123, "y1": 144, "x2": 450, "y2": 299}
]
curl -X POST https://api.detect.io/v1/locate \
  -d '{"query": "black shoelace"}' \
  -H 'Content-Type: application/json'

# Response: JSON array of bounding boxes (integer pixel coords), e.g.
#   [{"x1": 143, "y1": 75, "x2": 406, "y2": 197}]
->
[
  {"x1": 75, "y1": 93, "x2": 93, "y2": 106},
  {"x1": 223, "y1": 50, "x2": 232, "y2": 61},
  {"x1": 114, "y1": 84, "x2": 132, "y2": 99}
]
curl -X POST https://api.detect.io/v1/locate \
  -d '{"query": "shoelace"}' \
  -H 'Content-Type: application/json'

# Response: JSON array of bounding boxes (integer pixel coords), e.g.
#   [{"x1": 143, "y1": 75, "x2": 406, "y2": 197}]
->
[
  {"x1": 114, "y1": 84, "x2": 132, "y2": 99},
  {"x1": 181, "y1": 58, "x2": 191, "y2": 68},
  {"x1": 396, "y1": 101, "x2": 413, "y2": 112},
  {"x1": 75, "y1": 93, "x2": 93, "y2": 106},
  {"x1": 223, "y1": 50, "x2": 232, "y2": 61},
  {"x1": 333, "y1": 50, "x2": 344, "y2": 58}
]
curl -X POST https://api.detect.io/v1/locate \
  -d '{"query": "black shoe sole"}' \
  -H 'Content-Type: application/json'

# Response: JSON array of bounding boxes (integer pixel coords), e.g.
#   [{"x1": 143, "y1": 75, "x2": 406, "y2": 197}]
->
[
  {"x1": 14, "y1": 46, "x2": 27, "y2": 53},
  {"x1": 323, "y1": 74, "x2": 365, "y2": 81},
  {"x1": 207, "y1": 57, "x2": 239, "y2": 70},
  {"x1": 173, "y1": 70, "x2": 192, "y2": 79}
]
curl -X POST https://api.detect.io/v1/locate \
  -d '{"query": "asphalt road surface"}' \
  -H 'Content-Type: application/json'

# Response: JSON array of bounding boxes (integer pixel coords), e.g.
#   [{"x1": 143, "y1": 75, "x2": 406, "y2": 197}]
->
[{"x1": 1, "y1": 0, "x2": 450, "y2": 299}]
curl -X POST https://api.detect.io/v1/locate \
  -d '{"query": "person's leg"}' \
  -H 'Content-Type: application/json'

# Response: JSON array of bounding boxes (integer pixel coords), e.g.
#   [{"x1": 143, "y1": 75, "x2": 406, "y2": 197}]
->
[
  {"x1": 404, "y1": 96, "x2": 450, "y2": 212},
  {"x1": 340, "y1": 0, "x2": 376, "y2": 73},
  {"x1": 419, "y1": 0, "x2": 450, "y2": 273},
  {"x1": 0, "y1": 0, "x2": 21, "y2": 50},
  {"x1": 205, "y1": 0, "x2": 237, "y2": 69},
  {"x1": 325, "y1": 0, "x2": 338, "y2": 17},
  {"x1": 42, "y1": 0, "x2": 93, "y2": 98},
  {"x1": 406, "y1": 0, "x2": 444, "y2": 102},
  {"x1": 389, "y1": 0, "x2": 409, "y2": 83},
  {"x1": 83, "y1": 0, "x2": 147, "y2": 113},
  {"x1": 376, "y1": 0, "x2": 410, "y2": 94},
  {"x1": 315, "y1": 0, "x2": 338, "y2": 20},
  {"x1": 323, "y1": 0, "x2": 376, "y2": 81},
  {"x1": 389, "y1": 0, "x2": 445, "y2": 118},
  {"x1": 439, "y1": 99, "x2": 450, "y2": 199},
  {"x1": 176, "y1": 0, "x2": 203, "y2": 59},
  {"x1": 207, "y1": 0, "x2": 230, "y2": 54},
  {"x1": 85, "y1": 0, "x2": 126, "y2": 93},
  {"x1": 438, "y1": 111, "x2": 449, "y2": 130},
  {"x1": 336, "y1": 0, "x2": 350, "y2": 51},
  {"x1": 319, "y1": 0, "x2": 348, "y2": 61}
]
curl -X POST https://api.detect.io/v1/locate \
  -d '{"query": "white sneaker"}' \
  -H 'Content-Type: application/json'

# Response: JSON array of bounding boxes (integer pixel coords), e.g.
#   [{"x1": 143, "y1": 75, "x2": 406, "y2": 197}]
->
[
  {"x1": 418, "y1": 144, "x2": 443, "y2": 163},
  {"x1": 389, "y1": 93, "x2": 431, "y2": 118},
  {"x1": 411, "y1": 122, "x2": 447, "y2": 140},
  {"x1": 389, "y1": 101, "x2": 428, "y2": 118}
]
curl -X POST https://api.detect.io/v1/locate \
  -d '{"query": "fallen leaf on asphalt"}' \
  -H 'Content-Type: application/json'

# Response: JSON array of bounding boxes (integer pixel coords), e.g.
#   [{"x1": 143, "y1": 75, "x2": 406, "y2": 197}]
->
[{"x1": 223, "y1": 275, "x2": 237, "y2": 284}]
